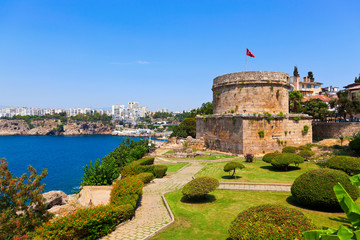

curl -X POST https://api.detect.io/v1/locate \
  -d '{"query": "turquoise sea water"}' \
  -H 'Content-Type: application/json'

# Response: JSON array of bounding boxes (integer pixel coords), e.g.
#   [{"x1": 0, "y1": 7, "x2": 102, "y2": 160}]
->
[{"x1": 0, "y1": 135, "x2": 146, "y2": 194}]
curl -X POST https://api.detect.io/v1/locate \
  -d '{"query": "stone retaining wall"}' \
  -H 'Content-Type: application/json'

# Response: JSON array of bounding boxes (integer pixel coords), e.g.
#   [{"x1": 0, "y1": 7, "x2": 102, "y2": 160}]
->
[{"x1": 313, "y1": 122, "x2": 360, "y2": 139}]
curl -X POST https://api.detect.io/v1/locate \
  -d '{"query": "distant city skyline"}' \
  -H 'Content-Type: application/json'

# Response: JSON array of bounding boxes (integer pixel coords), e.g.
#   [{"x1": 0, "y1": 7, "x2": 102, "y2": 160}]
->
[{"x1": 1, "y1": 0, "x2": 359, "y2": 111}]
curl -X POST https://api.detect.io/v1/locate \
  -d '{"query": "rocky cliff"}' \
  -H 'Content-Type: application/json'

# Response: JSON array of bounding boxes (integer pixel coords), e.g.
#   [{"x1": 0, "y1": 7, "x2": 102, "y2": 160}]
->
[{"x1": 0, "y1": 119, "x2": 113, "y2": 135}]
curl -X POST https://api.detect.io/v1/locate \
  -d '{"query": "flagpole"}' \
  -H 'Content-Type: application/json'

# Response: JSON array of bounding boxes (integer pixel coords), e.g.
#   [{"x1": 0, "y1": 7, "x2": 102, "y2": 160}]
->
[{"x1": 245, "y1": 49, "x2": 247, "y2": 72}]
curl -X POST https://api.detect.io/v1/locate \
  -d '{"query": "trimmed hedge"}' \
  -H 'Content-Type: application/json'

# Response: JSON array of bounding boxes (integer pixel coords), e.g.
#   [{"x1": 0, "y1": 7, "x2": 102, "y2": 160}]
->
[
  {"x1": 182, "y1": 177, "x2": 219, "y2": 199},
  {"x1": 154, "y1": 165, "x2": 168, "y2": 178},
  {"x1": 291, "y1": 169, "x2": 359, "y2": 210},
  {"x1": 110, "y1": 176, "x2": 144, "y2": 208},
  {"x1": 262, "y1": 152, "x2": 280, "y2": 163},
  {"x1": 228, "y1": 204, "x2": 316, "y2": 240},
  {"x1": 33, "y1": 204, "x2": 134, "y2": 240},
  {"x1": 282, "y1": 146, "x2": 297, "y2": 154},
  {"x1": 137, "y1": 165, "x2": 155, "y2": 174},
  {"x1": 270, "y1": 153, "x2": 304, "y2": 170},
  {"x1": 137, "y1": 172, "x2": 155, "y2": 184},
  {"x1": 325, "y1": 156, "x2": 360, "y2": 176},
  {"x1": 299, "y1": 149, "x2": 315, "y2": 159},
  {"x1": 136, "y1": 157, "x2": 155, "y2": 166}
]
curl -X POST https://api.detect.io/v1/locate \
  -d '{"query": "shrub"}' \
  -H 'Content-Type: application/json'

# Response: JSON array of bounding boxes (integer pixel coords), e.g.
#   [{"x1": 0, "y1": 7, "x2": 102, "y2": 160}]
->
[
  {"x1": 302, "y1": 125, "x2": 309, "y2": 134},
  {"x1": 33, "y1": 204, "x2": 134, "y2": 240},
  {"x1": 349, "y1": 134, "x2": 360, "y2": 155},
  {"x1": 258, "y1": 130, "x2": 264, "y2": 138},
  {"x1": 81, "y1": 156, "x2": 120, "y2": 186},
  {"x1": 299, "y1": 149, "x2": 315, "y2": 160},
  {"x1": 182, "y1": 177, "x2": 219, "y2": 199},
  {"x1": 244, "y1": 154, "x2": 254, "y2": 162},
  {"x1": 297, "y1": 145, "x2": 312, "y2": 151},
  {"x1": 121, "y1": 162, "x2": 140, "y2": 178},
  {"x1": 270, "y1": 153, "x2": 304, "y2": 170},
  {"x1": 137, "y1": 172, "x2": 155, "y2": 184},
  {"x1": 154, "y1": 165, "x2": 168, "y2": 178},
  {"x1": 228, "y1": 204, "x2": 315, "y2": 240},
  {"x1": 137, "y1": 157, "x2": 155, "y2": 165},
  {"x1": 224, "y1": 161, "x2": 245, "y2": 176},
  {"x1": 0, "y1": 159, "x2": 52, "y2": 240},
  {"x1": 325, "y1": 156, "x2": 360, "y2": 176},
  {"x1": 110, "y1": 176, "x2": 144, "y2": 208},
  {"x1": 291, "y1": 169, "x2": 359, "y2": 210},
  {"x1": 137, "y1": 165, "x2": 155, "y2": 175},
  {"x1": 282, "y1": 146, "x2": 297, "y2": 154},
  {"x1": 262, "y1": 152, "x2": 280, "y2": 163}
]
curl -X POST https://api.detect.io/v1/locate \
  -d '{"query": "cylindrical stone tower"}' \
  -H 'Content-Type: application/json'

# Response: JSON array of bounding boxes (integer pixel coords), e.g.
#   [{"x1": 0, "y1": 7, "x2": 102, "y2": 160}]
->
[{"x1": 212, "y1": 71, "x2": 290, "y2": 114}]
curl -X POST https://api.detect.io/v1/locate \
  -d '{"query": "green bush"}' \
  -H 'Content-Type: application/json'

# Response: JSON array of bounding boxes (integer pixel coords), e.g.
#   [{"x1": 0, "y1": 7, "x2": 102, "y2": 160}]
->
[
  {"x1": 299, "y1": 149, "x2": 315, "y2": 160},
  {"x1": 154, "y1": 165, "x2": 168, "y2": 178},
  {"x1": 325, "y1": 156, "x2": 360, "y2": 176},
  {"x1": 110, "y1": 176, "x2": 144, "y2": 208},
  {"x1": 81, "y1": 156, "x2": 120, "y2": 186},
  {"x1": 297, "y1": 145, "x2": 312, "y2": 151},
  {"x1": 121, "y1": 162, "x2": 141, "y2": 178},
  {"x1": 282, "y1": 146, "x2": 297, "y2": 154},
  {"x1": 182, "y1": 177, "x2": 219, "y2": 199},
  {"x1": 291, "y1": 169, "x2": 359, "y2": 210},
  {"x1": 270, "y1": 153, "x2": 304, "y2": 170},
  {"x1": 33, "y1": 204, "x2": 134, "y2": 240},
  {"x1": 224, "y1": 161, "x2": 245, "y2": 176},
  {"x1": 244, "y1": 154, "x2": 254, "y2": 162},
  {"x1": 262, "y1": 152, "x2": 280, "y2": 163},
  {"x1": 137, "y1": 157, "x2": 155, "y2": 165},
  {"x1": 137, "y1": 172, "x2": 155, "y2": 184},
  {"x1": 350, "y1": 134, "x2": 360, "y2": 155},
  {"x1": 228, "y1": 204, "x2": 315, "y2": 240}
]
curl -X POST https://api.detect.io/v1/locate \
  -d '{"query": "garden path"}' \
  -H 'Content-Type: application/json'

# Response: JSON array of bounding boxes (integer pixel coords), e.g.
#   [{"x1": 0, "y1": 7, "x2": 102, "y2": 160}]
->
[{"x1": 101, "y1": 162, "x2": 205, "y2": 240}]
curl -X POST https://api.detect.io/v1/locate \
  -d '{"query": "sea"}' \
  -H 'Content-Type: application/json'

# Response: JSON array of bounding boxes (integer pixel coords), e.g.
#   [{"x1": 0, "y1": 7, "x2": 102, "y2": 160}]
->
[{"x1": 0, "y1": 135, "x2": 148, "y2": 194}]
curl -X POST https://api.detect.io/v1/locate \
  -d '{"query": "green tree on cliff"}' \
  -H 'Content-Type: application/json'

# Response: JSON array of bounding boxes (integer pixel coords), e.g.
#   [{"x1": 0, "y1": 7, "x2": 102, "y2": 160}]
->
[
  {"x1": 0, "y1": 158, "x2": 52, "y2": 239},
  {"x1": 170, "y1": 118, "x2": 196, "y2": 138},
  {"x1": 289, "y1": 91, "x2": 303, "y2": 113}
]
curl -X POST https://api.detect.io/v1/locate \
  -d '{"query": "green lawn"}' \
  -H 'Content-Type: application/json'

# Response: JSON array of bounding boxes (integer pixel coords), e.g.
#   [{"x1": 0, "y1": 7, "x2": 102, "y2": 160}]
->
[
  {"x1": 165, "y1": 163, "x2": 189, "y2": 173},
  {"x1": 166, "y1": 154, "x2": 236, "y2": 161},
  {"x1": 151, "y1": 190, "x2": 351, "y2": 240},
  {"x1": 195, "y1": 160, "x2": 322, "y2": 183}
]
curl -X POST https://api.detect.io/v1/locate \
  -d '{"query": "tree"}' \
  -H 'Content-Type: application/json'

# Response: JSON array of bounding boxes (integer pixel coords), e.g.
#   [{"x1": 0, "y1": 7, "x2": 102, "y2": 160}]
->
[
  {"x1": 302, "y1": 98, "x2": 331, "y2": 121},
  {"x1": 170, "y1": 117, "x2": 196, "y2": 138},
  {"x1": 355, "y1": 73, "x2": 360, "y2": 83},
  {"x1": 307, "y1": 71, "x2": 315, "y2": 82},
  {"x1": 223, "y1": 161, "x2": 245, "y2": 177},
  {"x1": 330, "y1": 90, "x2": 360, "y2": 119},
  {"x1": 0, "y1": 158, "x2": 52, "y2": 239},
  {"x1": 293, "y1": 66, "x2": 299, "y2": 77},
  {"x1": 289, "y1": 91, "x2": 303, "y2": 113}
]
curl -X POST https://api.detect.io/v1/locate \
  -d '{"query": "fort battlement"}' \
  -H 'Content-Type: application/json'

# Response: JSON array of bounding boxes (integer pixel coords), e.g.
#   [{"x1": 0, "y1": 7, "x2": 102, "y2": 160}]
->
[{"x1": 197, "y1": 71, "x2": 312, "y2": 154}]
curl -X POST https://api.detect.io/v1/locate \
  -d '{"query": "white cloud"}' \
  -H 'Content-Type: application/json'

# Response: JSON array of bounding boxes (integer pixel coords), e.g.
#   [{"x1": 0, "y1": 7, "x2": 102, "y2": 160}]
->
[{"x1": 136, "y1": 61, "x2": 150, "y2": 64}]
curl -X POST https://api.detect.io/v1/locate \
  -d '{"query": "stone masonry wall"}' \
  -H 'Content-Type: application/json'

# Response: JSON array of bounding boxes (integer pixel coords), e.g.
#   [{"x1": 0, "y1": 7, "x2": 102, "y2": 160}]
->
[
  {"x1": 212, "y1": 71, "x2": 290, "y2": 115},
  {"x1": 313, "y1": 122, "x2": 360, "y2": 139},
  {"x1": 197, "y1": 115, "x2": 312, "y2": 154}
]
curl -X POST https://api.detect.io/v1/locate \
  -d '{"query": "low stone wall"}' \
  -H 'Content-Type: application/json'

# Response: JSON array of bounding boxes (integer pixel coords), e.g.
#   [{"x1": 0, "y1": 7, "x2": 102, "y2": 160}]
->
[
  {"x1": 313, "y1": 122, "x2": 360, "y2": 139},
  {"x1": 197, "y1": 114, "x2": 312, "y2": 154}
]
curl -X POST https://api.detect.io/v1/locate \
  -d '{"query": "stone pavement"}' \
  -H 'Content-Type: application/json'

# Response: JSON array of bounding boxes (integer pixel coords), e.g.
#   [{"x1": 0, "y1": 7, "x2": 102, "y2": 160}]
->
[{"x1": 101, "y1": 162, "x2": 205, "y2": 240}]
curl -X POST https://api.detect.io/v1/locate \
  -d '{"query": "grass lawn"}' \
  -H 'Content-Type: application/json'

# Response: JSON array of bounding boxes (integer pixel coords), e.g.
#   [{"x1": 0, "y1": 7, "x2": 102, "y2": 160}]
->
[
  {"x1": 165, "y1": 163, "x2": 189, "y2": 173},
  {"x1": 151, "y1": 190, "x2": 352, "y2": 240},
  {"x1": 166, "y1": 154, "x2": 236, "y2": 161},
  {"x1": 195, "y1": 160, "x2": 322, "y2": 183}
]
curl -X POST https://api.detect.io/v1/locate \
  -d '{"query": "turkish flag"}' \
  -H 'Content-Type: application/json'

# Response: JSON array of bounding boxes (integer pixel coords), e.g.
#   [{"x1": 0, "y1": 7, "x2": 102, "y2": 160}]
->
[{"x1": 246, "y1": 48, "x2": 255, "y2": 57}]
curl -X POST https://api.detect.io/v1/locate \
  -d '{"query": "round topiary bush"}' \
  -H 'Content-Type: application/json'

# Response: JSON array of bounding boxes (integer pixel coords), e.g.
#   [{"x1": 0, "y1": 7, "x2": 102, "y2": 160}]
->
[
  {"x1": 282, "y1": 146, "x2": 297, "y2": 154},
  {"x1": 291, "y1": 169, "x2": 360, "y2": 210},
  {"x1": 136, "y1": 172, "x2": 155, "y2": 184},
  {"x1": 228, "y1": 204, "x2": 316, "y2": 240},
  {"x1": 182, "y1": 177, "x2": 219, "y2": 199},
  {"x1": 224, "y1": 161, "x2": 245, "y2": 176},
  {"x1": 299, "y1": 149, "x2": 315, "y2": 160},
  {"x1": 325, "y1": 156, "x2": 360, "y2": 176},
  {"x1": 262, "y1": 152, "x2": 280, "y2": 163},
  {"x1": 270, "y1": 153, "x2": 304, "y2": 170}
]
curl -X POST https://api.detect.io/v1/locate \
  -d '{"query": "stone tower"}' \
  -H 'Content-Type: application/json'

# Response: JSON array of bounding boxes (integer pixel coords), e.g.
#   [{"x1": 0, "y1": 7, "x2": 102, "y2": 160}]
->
[{"x1": 196, "y1": 71, "x2": 312, "y2": 154}]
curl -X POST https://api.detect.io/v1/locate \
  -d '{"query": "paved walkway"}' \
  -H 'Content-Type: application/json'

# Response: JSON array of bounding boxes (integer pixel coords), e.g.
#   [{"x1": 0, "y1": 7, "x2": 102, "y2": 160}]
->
[
  {"x1": 102, "y1": 161, "x2": 291, "y2": 240},
  {"x1": 101, "y1": 162, "x2": 204, "y2": 240}
]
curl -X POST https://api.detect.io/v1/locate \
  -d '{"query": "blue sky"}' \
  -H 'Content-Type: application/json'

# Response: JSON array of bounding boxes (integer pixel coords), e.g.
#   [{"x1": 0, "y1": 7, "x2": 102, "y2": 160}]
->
[{"x1": 1, "y1": 0, "x2": 359, "y2": 111}]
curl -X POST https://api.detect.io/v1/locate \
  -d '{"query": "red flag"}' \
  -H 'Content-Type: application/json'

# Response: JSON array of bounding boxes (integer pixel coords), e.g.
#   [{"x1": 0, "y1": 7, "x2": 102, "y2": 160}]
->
[{"x1": 246, "y1": 48, "x2": 255, "y2": 57}]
